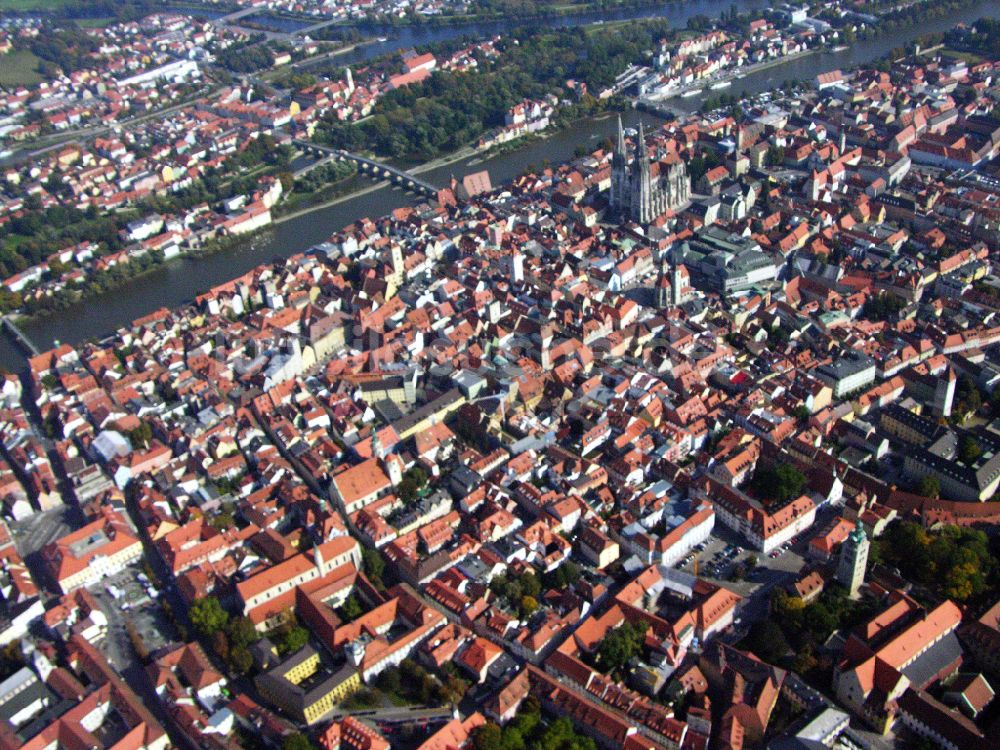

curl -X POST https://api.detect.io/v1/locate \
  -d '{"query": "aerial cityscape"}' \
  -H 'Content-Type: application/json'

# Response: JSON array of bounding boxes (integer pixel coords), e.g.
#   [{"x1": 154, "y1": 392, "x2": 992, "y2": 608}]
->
[{"x1": 0, "y1": 1, "x2": 998, "y2": 750}]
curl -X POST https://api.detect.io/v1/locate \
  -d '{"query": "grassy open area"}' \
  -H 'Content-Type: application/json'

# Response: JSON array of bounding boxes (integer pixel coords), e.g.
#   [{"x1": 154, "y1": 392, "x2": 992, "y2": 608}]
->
[
  {"x1": 0, "y1": 49, "x2": 44, "y2": 87},
  {"x1": 0, "y1": 0, "x2": 76, "y2": 10},
  {"x1": 583, "y1": 18, "x2": 637, "y2": 36},
  {"x1": 74, "y1": 17, "x2": 115, "y2": 28},
  {"x1": 940, "y1": 47, "x2": 985, "y2": 64}
]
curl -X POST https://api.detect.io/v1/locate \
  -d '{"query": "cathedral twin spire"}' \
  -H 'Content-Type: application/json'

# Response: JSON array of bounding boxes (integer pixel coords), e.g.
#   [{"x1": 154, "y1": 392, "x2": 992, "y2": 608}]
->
[{"x1": 609, "y1": 116, "x2": 690, "y2": 225}]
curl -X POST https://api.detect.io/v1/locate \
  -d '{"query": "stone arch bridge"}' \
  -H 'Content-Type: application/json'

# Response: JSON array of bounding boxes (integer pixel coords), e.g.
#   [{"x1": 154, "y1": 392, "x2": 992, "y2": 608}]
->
[{"x1": 293, "y1": 140, "x2": 439, "y2": 198}]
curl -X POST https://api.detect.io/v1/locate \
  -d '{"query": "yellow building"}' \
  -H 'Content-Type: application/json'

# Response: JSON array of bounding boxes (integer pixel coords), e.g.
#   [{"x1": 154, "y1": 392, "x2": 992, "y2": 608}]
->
[
  {"x1": 255, "y1": 645, "x2": 362, "y2": 725},
  {"x1": 878, "y1": 403, "x2": 940, "y2": 446},
  {"x1": 391, "y1": 388, "x2": 467, "y2": 439}
]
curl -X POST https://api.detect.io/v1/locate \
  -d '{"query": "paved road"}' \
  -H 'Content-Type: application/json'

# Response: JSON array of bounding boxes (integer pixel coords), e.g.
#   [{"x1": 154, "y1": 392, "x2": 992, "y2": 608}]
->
[
  {"x1": 210, "y1": 7, "x2": 300, "y2": 42},
  {"x1": 90, "y1": 567, "x2": 175, "y2": 669},
  {"x1": 213, "y1": 7, "x2": 262, "y2": 24},
  {"x1": 13, "y1": 506, "x2": 79, "y2": 596},
  {"x1": 293, "y1": 153, "x2": 335, "y2": 178},
  {"x1": 11, "y1": 506, "x2": 74, "y2": 558},
  {"x1": 329, "y1": 705, "x2": 455, "y2": 724},
  {"x1": 3, "y1": 86, "x2": 218, "y2": 167}
]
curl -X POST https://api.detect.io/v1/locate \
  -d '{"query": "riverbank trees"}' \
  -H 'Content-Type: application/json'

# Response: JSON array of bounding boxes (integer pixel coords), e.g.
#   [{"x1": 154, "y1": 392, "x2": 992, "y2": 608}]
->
[{"x1": 317, "y1": 21, "x2": 671, "y2": 161}]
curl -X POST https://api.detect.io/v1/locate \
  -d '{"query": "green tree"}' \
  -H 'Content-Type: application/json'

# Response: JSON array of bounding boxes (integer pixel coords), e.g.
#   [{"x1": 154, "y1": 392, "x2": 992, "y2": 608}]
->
[
  {"x1": 597, "y1": 622, "x2": 646, "y2": 673},
  {"x1": 878, "y1": 521, "x2": 996, "y2": 603},
  {"x1": 211, "y1": 630, "x2": 229, "y2": 662},
  {"x1": 282, "y1": 733, "x2": 317, "y2": 750},
  {"x1": 210, "y1": 503, "x2": 236, "y2": 531},
  {"x1": 520, "y1": 571, "x2": 542, "y2": 599},
  {"x1": 128, "y1": 422, "x2": 152, "y2": 449},
  {"x1": 862, "y1": 293, "x2": 906, "y2": 322},
  {"x1": 803, "y1": 602, "x2": 838, "y2": 640},
  {"x1": 474, "y1": 723, "x2": 503, "y2": 750},
  {"x1": 520, "y1": 595, "x2": 538, "y2": 617},
  {"x1": 361, "y1": 547, "x2": 386, "y2": 586},
  {"x1": 765, "y1": 145, "x2": 785, "y2": 166},
  {"x1": 189, "y1": 597, "x2": 229, "y2": 636},
  {"x1": 399, "y1": 476, "x2": 420, "y2": 503},
  {"x1": 534, "y1": 716, "x2": 596, "y2": 750},
  {"x1": 280, "y1": 626, "x2": 310, "y2": 655},
  {"x1": 230, "y1": 646, "x2": 253, "y2": 675},
  {"x1": 954, "y1": 376, "x2": 995, "y2": 419},
  {"x1": 743, "y1": 619, "x2": 790, "y2": 663},
  {"x1": 0, "y1": 641, "x2": 23, "y2": 681},
  {"x1": 544, "y1": 560, "x2": 580, "y2": 589},
  {"x1": 338, "y1": 594, "x2": 364, "y2": 622},
  {"x1": 500, "y1": 727, "x2": 525, "y2": 750},
  {"x1": 226, "y1": 616, "x2": 261, "y2": 649},
  {"x1": 376, "y1": 667, "x2": 402, "y2": 694},
  {"x1": 405, "y1": 466, "x2": 428, "y2": 487},
  {"x1": 750, "y1": 463, "x2": 807, "y2": 505},
  {"x1": 512, "y1": 698, "x2": 541, "y2": 734},
  {"x1": 959, "y1": 435, "x2": 982, "y2": 465},
  {"x1": 438, "y1": 673, "x2": 471, "y2": 707},
  {"x1": 792, "y1": 644, "x2": 818, "y2": 675},
  {"x1": 917, "y1": 475, "x2": 940, "y2": 499}
]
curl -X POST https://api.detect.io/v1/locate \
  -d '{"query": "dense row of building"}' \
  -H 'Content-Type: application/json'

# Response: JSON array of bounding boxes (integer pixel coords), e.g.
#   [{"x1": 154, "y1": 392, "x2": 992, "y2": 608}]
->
[{"x1": 0, "y1": 9, "x2": 998, "y2": 750}]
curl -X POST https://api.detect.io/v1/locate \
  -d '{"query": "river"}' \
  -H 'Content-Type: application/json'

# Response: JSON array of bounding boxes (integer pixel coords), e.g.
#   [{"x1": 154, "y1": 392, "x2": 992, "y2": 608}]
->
[
  {"x1": 295, "y1": 0, "x2": 769, "y2": 68},
  {"x1": 1, "y1": 0, "x2": 998, "y2": 371}
]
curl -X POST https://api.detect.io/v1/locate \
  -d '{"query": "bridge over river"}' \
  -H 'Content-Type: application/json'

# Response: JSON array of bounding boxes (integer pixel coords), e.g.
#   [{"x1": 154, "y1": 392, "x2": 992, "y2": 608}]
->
[{"x1": 293, "y1": 140, "x2": 440, "y2": 198}]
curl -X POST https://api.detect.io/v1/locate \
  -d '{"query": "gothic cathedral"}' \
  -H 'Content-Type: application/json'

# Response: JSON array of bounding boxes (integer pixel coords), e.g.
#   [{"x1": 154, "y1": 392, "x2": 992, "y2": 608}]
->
[{"x1": 610, "y1": 117, "x2": 690, "y2": 224}]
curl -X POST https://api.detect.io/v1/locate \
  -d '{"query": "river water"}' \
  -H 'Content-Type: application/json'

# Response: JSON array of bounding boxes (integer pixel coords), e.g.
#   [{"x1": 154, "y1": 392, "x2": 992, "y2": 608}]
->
[
  {"x1": 298, "y1": 0, "x2": 770, "y2": 67},
  {"x1": 2, "y1": 0, "x2": 998, "y2": 370}
]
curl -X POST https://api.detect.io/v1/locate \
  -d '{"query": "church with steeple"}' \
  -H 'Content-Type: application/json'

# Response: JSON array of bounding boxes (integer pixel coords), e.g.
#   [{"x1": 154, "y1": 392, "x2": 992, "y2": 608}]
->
[{"x1": 610, "y1": 117, "x2": 690, "y2": 224}]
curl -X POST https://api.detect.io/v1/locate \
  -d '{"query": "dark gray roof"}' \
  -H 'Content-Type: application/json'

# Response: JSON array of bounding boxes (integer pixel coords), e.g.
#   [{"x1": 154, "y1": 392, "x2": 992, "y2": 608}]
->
[
  {"x1": 902, "y1": 631, "x2": 964, "y2": 688},
  {"x1": 0, "y1": 669, "x2": 47, "y2": 724}
]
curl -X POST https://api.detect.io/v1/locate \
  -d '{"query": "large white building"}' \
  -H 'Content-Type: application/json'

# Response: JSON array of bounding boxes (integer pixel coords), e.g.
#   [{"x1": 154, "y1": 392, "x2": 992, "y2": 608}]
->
[
  {"x1": 814, "y1": 351, "x2": 877, "y2": 398},
  {"x1": 696, "y1": 477, "x2": 817, "y2": 553},
  {"x1": 236, "y1": 536, "x2": 361, "y2": 629},
  {"x1": 617, "y1": 502, "x2": 715, "y2": 567},
  {"x1": 41, "y1": 508, "x2": 143, "y2": 593}
]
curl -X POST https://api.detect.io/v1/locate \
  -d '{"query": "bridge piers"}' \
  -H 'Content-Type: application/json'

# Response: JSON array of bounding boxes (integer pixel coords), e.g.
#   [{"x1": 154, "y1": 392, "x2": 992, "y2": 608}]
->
[
  {"x1": 292, "y1": 139, "x2": 438, "y2": 197},
  {"x1": 1, "y1": 316, "x2": 40, "y2": 357}
]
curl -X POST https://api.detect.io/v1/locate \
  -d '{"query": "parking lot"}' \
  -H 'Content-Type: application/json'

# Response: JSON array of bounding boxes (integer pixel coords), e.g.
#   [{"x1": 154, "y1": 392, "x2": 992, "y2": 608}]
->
[
  {"x1": 11, "y1": 506, "x2": 88, "y2": 595},
  {"x1": 675, "y1": 525, "x2": 807, "y2": 585},
  {"x1": 90, "y1": 565, "x2": 176, "y2": 669},
  {"x1": 10, "y1": 506, "x2": 81, "y2": 558},
  {"x1": 675, "y1": 525, "x2": 810, "y2": 596}
]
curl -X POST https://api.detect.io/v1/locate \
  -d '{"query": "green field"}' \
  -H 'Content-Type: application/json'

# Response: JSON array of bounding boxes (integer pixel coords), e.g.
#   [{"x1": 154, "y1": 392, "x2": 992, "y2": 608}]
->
[
  {"x1": 0, "y1": 49, "x2": 44, "y2": 87},
  {"x1": 0, "y1": 0, "x2": 76, "y2": 10},
  {"x1": 74, "y1": 16, "x2": 115, "y2": 28},
  {"x1": 940, "y1": 48, "x2": 985, "y2": 64}
]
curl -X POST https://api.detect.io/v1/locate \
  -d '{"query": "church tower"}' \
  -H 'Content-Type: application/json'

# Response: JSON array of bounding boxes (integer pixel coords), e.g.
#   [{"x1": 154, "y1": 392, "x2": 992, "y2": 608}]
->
[
  {"x1": 671, "y1": 249, "x2": 683, "y2": 307},
  {"x1": 631, "y1": 121, "x2": 655, "y2": 224},
  {"x1": 314, "y1": 541, "x2": 326, "y2": 575},
  {"x1": 391, "y1": 243, "x2": 404, "y2": 277},
  {"x1": 655, "y1": 272, "x2": 670, "y2": 310},
  {"x1": 511, "y1": 248, "x2": 524, "y2": 284},
  {"x1": 837, "y1": 526, "x2": 869, "y2": 598},
  {"x1": 609, "y1": 119, "x2": 689, "y2": 225},
  {"x1": 384, "y1": 454, "x2": 403, "y2": 486},
  {"x1": 610, "y1": 115, "x2": 630, "y2": 218}
]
